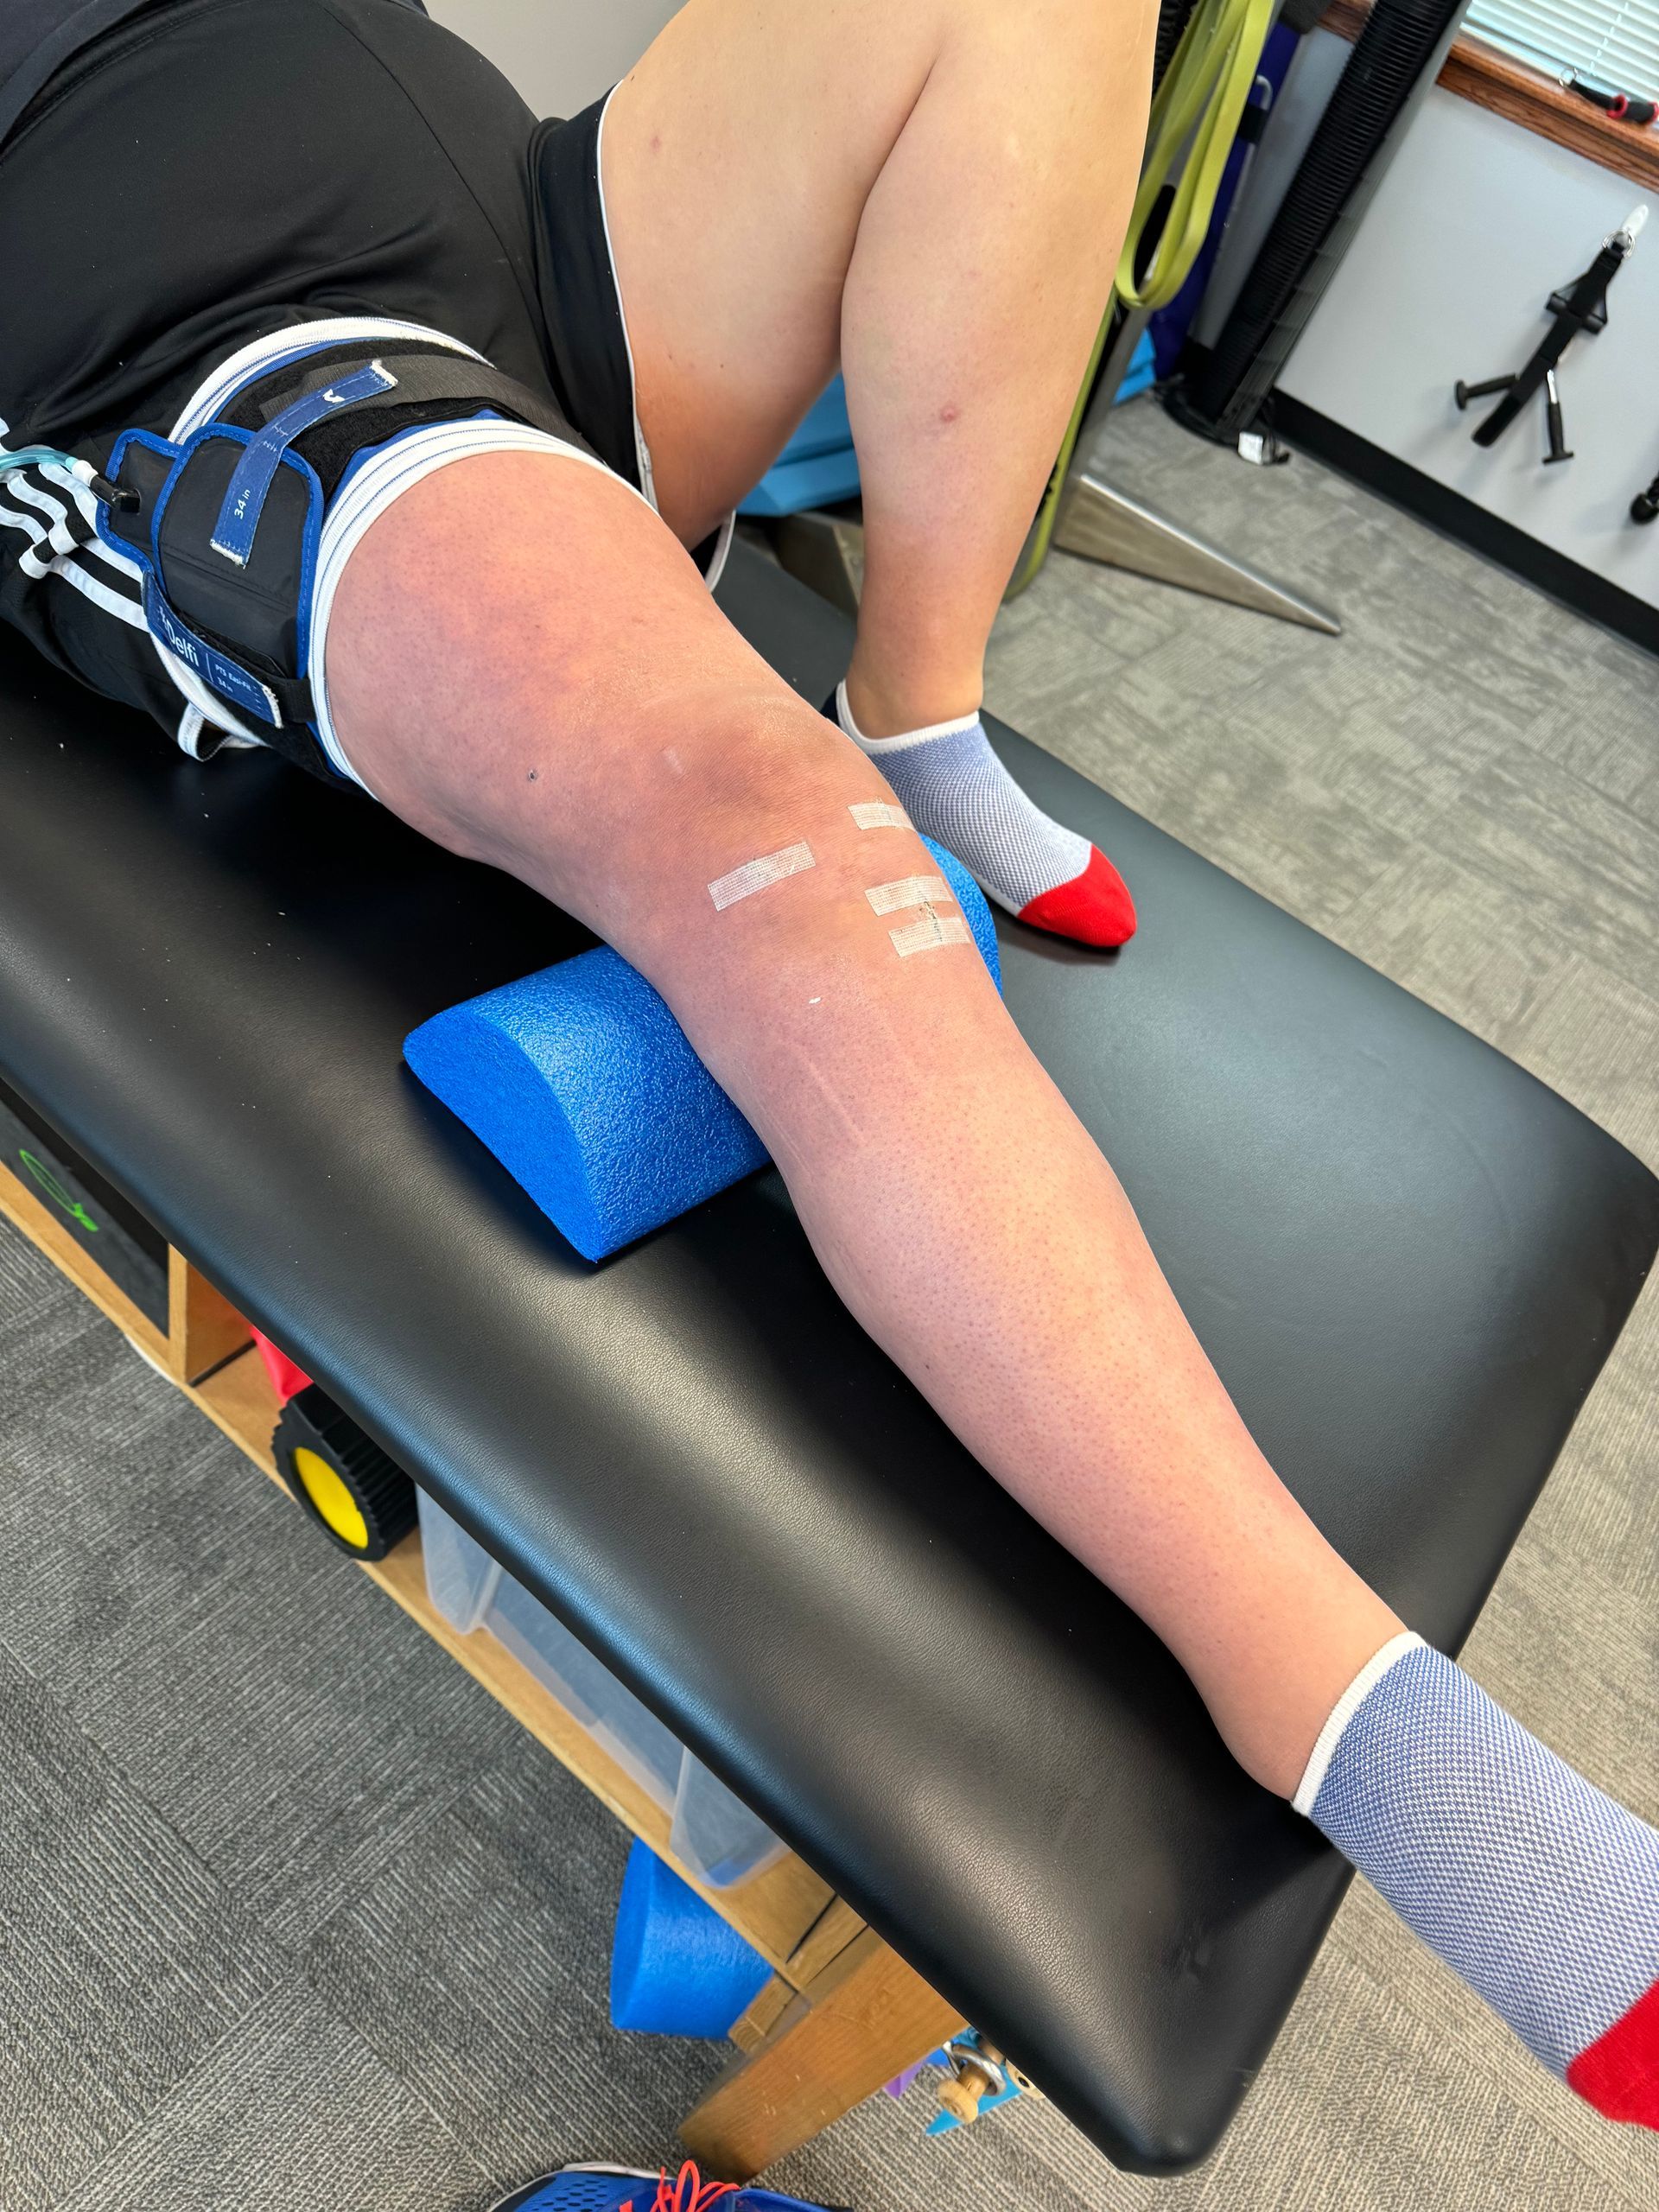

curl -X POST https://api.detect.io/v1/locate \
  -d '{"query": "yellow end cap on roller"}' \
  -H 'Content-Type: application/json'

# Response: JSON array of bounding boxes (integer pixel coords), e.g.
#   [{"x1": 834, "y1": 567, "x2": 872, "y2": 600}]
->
[{"x1": 291, "y1": 1445, "x2": 370, "y2": 1551}]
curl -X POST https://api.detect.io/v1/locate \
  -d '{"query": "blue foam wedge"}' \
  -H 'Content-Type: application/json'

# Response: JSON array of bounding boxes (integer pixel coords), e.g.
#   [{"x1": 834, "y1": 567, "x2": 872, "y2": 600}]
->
[
  {"x1": 404, "y1": 837, "x2": 1000, "y2": 1262},
  {"x1": 609, "y1": 1839, "x2": 772, "y2": 2037}
]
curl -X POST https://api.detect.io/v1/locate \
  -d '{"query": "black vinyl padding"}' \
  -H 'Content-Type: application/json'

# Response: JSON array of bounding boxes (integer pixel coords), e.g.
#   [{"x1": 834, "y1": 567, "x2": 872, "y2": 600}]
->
[{"x1": 0, "y1": 545, "x2": 1654, "y2": 2171}]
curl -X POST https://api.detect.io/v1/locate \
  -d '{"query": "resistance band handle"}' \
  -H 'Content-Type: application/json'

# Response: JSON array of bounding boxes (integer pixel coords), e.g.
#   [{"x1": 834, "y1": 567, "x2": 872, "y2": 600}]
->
[
  {"x1": 1471, "y1": 236, "x2": 1630, "y2": 448},
  {"x1": 1454, "y1": 375, "x2": 1515, "y2": 410},
  {"x1": 1542, "y1": 370, "x2": 1573, "y2": 464}
]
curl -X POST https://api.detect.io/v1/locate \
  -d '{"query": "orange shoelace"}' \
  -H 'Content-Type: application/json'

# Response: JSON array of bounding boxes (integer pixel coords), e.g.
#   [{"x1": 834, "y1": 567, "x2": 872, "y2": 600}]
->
[{"x1": 621, "y1": 2162, "x2": 740, "y2": 2212}]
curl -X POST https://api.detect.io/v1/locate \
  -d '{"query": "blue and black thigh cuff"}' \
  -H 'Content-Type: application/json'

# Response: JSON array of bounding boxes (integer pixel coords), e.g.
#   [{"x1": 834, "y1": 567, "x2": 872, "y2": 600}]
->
[{"x1": 95, "y1": 340, "x2": 587, "y2": 740}]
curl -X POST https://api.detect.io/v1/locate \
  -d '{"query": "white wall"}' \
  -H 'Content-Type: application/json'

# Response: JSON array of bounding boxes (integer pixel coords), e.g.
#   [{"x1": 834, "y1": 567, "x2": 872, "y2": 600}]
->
[
  {"x1": 424, "y1": 0, "x2": 682, "y2": 119},
  {"x1": 1279, "y1": 87, "x2": 1659, "y2": 607}
]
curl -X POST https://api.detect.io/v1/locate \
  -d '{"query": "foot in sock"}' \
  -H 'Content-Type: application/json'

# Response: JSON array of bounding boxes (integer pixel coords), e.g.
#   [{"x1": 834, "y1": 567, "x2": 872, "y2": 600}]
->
[
  {"x1": 1296, "y1": 1631, "x2": 1659, "y2": 2127},
  {"x1": 826, "y1": 683, "x2": 1135, "y2": 948}
]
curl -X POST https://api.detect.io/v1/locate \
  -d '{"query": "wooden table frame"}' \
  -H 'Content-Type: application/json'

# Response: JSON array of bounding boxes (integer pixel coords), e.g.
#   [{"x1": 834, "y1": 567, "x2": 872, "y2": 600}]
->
[{"x1": 0, "y1": 1152, "x2": 965, "y2": 2179}]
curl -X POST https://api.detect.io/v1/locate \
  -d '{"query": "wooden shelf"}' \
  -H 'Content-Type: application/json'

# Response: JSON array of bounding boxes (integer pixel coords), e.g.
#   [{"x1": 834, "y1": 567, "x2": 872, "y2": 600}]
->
[
  {"x1": 0, "y1": 1168, "x2": 836, "y2": 1968},
  {"x1": 189, "y1": 1347, "x2": 836, "y2": 1978},
  {"x1": 0, "y1": 1183, "x2": 955, "y2": 2175},
  {"x1": 167, "y1": 1245, "x2": 251, "y2": 1384},
  {"x1": 1319, "y1": 1, "x2": 1659, "y2": 194}
]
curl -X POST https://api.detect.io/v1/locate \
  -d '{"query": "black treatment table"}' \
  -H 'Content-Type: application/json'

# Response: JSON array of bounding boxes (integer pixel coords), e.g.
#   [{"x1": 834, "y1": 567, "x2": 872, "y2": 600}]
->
[{"x1": 1, "y1": 543, "x2": 1655, "y2": 2177}]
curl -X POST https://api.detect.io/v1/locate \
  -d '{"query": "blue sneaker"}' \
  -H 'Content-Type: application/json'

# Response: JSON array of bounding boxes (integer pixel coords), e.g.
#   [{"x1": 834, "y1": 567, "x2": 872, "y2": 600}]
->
[{"x1": 492, "y1": 2159, "x2": 842, "y2": 2212}]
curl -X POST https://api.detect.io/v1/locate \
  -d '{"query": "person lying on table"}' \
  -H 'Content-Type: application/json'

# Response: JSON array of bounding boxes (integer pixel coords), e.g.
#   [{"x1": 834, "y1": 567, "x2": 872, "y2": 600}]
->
[{"x1": 3, "y1": 0, "x2": 1654, "y2": 2133}]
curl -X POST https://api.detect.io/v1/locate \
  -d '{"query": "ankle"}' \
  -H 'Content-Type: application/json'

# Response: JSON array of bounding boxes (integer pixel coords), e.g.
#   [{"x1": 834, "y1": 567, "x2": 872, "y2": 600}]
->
[
  {"x1": 842, "y1": 662, "x2": 982, "y2": 742},
  {"x1": 1197, "y1": 1596, "x2": 1411, "y2": 1802}
]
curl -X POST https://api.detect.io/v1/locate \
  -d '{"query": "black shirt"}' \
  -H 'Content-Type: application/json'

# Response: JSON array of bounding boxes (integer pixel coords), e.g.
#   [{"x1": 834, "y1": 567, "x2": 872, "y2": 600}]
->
[
  {"x1": 0, "y1": 3, "x2": 154, "y2": 145},
  {"x1": 0, "y1": 0, "x2": 427, "y2": 149}
]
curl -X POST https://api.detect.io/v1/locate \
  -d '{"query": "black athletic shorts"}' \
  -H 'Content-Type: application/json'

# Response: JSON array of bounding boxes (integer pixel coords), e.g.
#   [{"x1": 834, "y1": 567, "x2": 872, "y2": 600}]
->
[{"x1": 0, "y1": 0, "x2": 725, "y2": 784}]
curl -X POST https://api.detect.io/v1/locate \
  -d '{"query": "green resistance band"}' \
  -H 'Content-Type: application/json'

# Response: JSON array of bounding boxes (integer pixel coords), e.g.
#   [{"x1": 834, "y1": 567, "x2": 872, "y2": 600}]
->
[{"x1": 1006, "y1": 0, "x2": 1276, "y2": 599}]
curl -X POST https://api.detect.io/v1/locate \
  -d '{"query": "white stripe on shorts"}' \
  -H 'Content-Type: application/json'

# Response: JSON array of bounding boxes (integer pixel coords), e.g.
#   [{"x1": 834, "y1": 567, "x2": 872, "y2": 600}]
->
[{"x1": 54, "y1": 555, "x2": 149, "y2": 629}]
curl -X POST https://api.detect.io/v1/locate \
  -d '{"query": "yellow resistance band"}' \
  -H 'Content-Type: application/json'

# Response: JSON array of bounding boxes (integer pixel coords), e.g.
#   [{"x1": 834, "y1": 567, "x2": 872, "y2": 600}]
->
[
  {"x1": 1006, "y1": 0, "x2": 1276, "y2": 597},
  {"x1": 1118, "y1": 0, "x2": 1279, "y2": 313}
]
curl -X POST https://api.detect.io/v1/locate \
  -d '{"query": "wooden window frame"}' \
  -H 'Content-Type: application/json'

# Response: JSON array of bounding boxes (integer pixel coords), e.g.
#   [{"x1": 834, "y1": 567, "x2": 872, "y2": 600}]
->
[{"x1": 1319, "y1": 0, "x2": 1659, "y2": 193}]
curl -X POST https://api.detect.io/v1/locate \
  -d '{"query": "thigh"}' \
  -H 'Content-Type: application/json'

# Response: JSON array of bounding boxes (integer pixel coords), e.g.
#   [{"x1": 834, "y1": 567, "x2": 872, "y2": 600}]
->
[
  {"x1": 597, "y1": 0, "x2": 948, "y2": 543},
  {"x1": 598, "y1": 0, "x2": 1141, "y2": 550},
  {"x1": 318, "y1": 445, "x2": 1011, "y2": 1086},
  {"x1": 323, "y1": 446, "x2": 845, "y2": 937},
  {"x1": 320, "y1": 443, "x2": 1016, "y2": 1226}
]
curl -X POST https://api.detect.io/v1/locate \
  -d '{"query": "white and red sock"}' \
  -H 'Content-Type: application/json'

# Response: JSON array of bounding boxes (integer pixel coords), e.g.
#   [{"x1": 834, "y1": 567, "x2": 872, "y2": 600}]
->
[
  {"x1": 1297, "y1": 1632, "x2": 1659, "y2": 2128},
  {"x1": 827, "y1": 684, "x2": 1135, "y2": 949}
]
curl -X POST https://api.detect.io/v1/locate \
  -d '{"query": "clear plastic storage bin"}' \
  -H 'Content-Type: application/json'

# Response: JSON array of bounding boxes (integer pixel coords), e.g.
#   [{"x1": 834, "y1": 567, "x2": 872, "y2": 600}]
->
[{"x1": 417, "y1": 1487, "x2": 784, "y2": 1889}]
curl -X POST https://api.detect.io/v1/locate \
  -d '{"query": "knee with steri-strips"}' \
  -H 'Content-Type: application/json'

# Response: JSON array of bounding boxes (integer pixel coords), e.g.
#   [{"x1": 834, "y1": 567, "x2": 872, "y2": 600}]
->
[
  {"x1": 704, "y1": 802, "x2": 976, "y2": 960},
  {"x1": 403, "y1": 836, "x2": 1000, "y2": 1262}
]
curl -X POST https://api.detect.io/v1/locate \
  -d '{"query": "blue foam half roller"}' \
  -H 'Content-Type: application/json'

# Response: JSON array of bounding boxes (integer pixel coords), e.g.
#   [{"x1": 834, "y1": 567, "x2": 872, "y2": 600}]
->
[
  {"x1": 404, "y1": 836, "x2": 1000, "y2": 1262},
  {"x1": 918, "y1": 838, "x2": 1001, "y2": 985},
  {"x1": 610, "y1": 1839, "x2": 772, "y2": 2037}
]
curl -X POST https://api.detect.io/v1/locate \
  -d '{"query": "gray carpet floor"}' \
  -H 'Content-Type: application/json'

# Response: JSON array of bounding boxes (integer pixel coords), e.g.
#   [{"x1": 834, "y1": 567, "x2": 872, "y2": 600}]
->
[{"x1": 3, "y1": 397, "x2": 1656, "y2": 2211}]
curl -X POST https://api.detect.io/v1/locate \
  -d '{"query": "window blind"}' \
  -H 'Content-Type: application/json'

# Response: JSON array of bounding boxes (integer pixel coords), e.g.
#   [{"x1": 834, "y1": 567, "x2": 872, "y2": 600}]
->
[{"x1": 1464, "y1": 0, "x2": 1659, "y2": 93}]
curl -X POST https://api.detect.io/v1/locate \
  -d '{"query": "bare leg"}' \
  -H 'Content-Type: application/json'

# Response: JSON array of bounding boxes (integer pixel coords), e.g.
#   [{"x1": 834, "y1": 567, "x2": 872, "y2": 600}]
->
[
  {"x1": 326, "y1": 449, "x2": 1398, "y2": 1799},
  {"x1": 601, "y1": 0, "x2": 1154, "y2": 735},
  {"x1": 314, "y1": 14, "x2": 1659, "y2": 2121}
]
